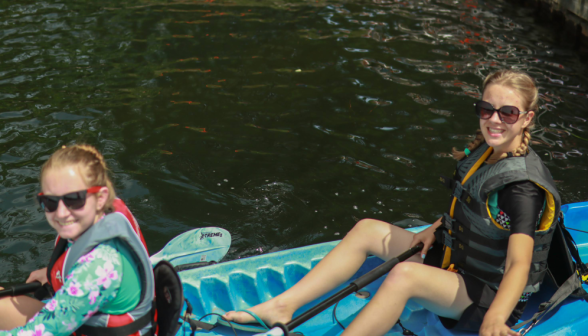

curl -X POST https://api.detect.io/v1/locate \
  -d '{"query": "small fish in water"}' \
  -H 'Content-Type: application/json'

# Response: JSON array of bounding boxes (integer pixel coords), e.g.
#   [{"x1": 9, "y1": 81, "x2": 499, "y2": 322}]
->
[
  {"x1": 245, "y1": 124, "x2": 290, "y2": 133},
  {"x1": 407, "y1": 93, "x2": 435, "y2": 105},
  {"x1": 429, "y1": 108, "x2": 453, "y2": 117},
  {"x1": 160, "y1": 150, "x2": 173, "y2": 155},
  {"x1": 242, "y1": 84, "x2": 267, "y2": 88},
  {"x1": 155, "y1": 123, "x2": 179, "y2": 131},
  {"x1": 234, "y1": 149, "x2": 273, "y2": 155},
  {"x1": 382, "y1": 153, "x2": 415, "y2": 167},
  {"x1": 185, "y1": 126, "x2": 207, "y2": 133},
  {"x1": 431, "y1": 49, "x2": 450, "y2": 56},
  {"x1": 353, "y1": 160, "x2": 385, "y2": 173}
]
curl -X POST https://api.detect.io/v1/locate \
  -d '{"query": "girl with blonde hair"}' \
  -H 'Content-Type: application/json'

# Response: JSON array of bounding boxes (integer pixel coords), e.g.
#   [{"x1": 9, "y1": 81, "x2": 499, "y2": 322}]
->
[
  {"x1": 224, "y1": 69, "x2": 560, "y2": 336},
  {"x1": 0, "y1": 144, "x2": 152, "y2": 336}
]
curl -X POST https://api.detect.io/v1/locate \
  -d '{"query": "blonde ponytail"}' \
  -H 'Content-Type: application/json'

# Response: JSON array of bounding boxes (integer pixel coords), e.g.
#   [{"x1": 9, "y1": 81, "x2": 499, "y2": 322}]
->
[{"x1": 452, "y1": 129, "x2": 486, "y2": 161}]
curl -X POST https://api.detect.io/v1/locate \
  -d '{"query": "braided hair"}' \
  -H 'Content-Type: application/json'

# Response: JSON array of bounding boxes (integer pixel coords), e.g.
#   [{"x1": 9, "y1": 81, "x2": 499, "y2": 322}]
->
[
  {"x1": 452, "y1": 69, "x2": 538, "y2": 163},
  {"x1": 40, "y1": 144, "x2": 117, "y2": 213}
]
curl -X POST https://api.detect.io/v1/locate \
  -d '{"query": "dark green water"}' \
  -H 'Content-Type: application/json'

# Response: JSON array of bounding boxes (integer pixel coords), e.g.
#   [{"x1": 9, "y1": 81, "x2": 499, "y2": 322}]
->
[{"x1": 1, "y1": 0, "x2": 588, "y2": 284}]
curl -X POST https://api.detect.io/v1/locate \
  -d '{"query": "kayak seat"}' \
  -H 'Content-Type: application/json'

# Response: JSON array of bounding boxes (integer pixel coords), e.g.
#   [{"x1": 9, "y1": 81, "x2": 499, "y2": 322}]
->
[{"x1": 154, "y1": 260, "x2": 184, "y2": 336}]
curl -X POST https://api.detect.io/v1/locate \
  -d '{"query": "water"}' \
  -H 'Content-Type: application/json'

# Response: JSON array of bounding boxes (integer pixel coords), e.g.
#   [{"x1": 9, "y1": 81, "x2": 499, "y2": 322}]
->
[{"x1": 1, "y1": 0, "x2": 587, "y2": 284}]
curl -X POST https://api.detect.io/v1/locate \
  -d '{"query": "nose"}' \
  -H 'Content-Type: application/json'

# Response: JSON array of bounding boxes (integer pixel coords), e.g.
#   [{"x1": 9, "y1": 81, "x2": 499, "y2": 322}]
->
[
  {"x1": 55, "y1": 199, "x2": 71, "y2": 218},
  {"x1": 488, "y1": 109, "x2": 503, "y2": 124}
]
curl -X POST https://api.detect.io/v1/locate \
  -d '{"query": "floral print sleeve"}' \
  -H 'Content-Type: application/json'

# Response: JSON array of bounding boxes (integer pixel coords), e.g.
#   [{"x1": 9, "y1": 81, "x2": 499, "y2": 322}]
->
[{"x1": 0, "y1": 243, "x2": 123, "y2": 336}]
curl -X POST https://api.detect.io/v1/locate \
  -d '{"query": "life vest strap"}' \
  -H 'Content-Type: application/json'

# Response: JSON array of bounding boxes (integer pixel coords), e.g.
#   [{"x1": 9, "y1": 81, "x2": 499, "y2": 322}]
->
[
  {"x1": 514, "y1": 272, "x2": 583, "y2": 334},
  {"x1": 438, "y1": 215, "x2": 510, "y2": 250},
  {"x1": 76, "y1": 303, "x2": 154, "y2": 336},
  {"x1": 434, "y1": 229, "x2": 454, "y2": 249},
  {"x1": 451, "y1": 242, "x2": 505, "y2": 267}
]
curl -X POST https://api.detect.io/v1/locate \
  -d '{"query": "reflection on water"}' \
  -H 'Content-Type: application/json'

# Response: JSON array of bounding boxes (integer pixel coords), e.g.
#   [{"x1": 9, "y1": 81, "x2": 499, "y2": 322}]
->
[{"x1": 0, "y1": 0, "x2": 588, "y2": 283}]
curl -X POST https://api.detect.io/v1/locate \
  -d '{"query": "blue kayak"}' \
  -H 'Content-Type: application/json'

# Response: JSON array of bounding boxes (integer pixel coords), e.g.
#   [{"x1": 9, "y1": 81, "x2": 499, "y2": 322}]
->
[{"x1": 177, "y1": 202, "x2": 588, "y2": 336}]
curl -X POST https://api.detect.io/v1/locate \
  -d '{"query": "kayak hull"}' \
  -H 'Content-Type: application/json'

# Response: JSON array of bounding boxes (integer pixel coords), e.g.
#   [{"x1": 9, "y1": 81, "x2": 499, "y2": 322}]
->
[{"x1": 178, "y1": 202, "x2": 588, "y2": 335}]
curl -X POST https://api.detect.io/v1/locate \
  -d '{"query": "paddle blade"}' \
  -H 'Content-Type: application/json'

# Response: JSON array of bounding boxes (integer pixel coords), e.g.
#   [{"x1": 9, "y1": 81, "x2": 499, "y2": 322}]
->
[{"x1": 150, "y1": 227, "x2": 231, "y2": 267}]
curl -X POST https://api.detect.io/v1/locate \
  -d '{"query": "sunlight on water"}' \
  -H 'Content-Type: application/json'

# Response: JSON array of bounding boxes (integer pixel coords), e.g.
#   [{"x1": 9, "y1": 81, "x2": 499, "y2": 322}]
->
[{"x1": 0, "y1": 0, "x2": 587, "y2": 283}]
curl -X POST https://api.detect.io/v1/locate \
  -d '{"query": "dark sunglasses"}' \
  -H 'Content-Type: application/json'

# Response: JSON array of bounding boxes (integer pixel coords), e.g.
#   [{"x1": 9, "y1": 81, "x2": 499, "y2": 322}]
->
[
  {"x1": 474, "y1": 100, "x2": 528, "y2": 124},
  {"x1": 37, "y1": 186, "x2": 102, "y2": 213}
]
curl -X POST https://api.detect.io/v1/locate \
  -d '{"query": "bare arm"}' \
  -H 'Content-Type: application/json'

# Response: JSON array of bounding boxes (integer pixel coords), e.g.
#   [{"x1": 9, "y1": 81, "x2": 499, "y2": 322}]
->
[{"x1": 479, "y1": 233, "x2": 533, "y2": 336}]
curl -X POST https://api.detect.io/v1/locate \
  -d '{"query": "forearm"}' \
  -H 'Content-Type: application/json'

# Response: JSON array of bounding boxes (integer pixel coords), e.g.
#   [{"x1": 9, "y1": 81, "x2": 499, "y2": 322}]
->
[
  {"x1": 485, "y1": 261, "x2": 529, "y2": 322},
  {"x1": 1, "y1": 244, "x2": 122, "y2": 336}
]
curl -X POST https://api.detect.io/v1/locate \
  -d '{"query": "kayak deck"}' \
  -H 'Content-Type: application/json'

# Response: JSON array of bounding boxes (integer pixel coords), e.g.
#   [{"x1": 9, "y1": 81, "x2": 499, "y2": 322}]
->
[{"x1": 178, "y1": 202, "x2": 588, "y2": 335}]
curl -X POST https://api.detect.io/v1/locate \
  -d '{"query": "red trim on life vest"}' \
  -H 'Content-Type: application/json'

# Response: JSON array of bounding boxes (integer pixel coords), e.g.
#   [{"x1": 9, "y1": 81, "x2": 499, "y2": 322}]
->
[
  {"x1": 113, "y1": 198, "x2": 149, "y2": 254},
  {"x1": 50, "y1": 245, "x2": 70, "y2": 292},
  {"x1": 106, "y1": 314, "x2": 140, "y2": 336},
  {"x1": 48, "y1": 199, "x2": 149, "y2": 326}
]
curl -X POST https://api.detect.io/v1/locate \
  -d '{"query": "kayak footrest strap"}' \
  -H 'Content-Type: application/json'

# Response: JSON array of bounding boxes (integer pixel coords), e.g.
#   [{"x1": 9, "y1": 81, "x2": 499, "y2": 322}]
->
[{"x1": 181, "y1": 316, "x2": 215, "y2": 331}]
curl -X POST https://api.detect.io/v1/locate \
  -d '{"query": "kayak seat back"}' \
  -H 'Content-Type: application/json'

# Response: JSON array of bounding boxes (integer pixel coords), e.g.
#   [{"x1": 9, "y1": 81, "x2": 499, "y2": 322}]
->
[{"x1": 154, "y1": 260, "x2": 184, "y2": 336}]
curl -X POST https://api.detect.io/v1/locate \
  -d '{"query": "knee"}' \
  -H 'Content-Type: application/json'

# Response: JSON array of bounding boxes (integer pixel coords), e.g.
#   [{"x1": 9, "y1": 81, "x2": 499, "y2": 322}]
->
[
  {"x1": 381, "y1": 262, "x2": 420, "y2": 292},
  {"x1": 351, "y1": 218, "x2": 387, "y2": 235}
]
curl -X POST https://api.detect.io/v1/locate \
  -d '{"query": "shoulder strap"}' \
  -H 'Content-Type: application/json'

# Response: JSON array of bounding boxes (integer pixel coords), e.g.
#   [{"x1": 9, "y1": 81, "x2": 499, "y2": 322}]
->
[
  {"x1": 514, "y1": 214, "x2": 588, "y2": 335},
  {"x1": 560, "y1": 213, "x2": 588, "y2": 278},
  {"x1": 46, "y1": 237, "x2": 68, "y2": 290},
  {"x1": 514, "y1": 272, "x2": 582, "y2": 335}
]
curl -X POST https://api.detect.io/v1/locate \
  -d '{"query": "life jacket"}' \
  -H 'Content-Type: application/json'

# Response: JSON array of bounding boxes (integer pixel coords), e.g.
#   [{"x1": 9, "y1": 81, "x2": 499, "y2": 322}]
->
[
  {"x1": 46, "y1": 201, "x2": 154, "y2": 336},
  {"x1": 434, "y1": 143, "x2": 560, "y2": 293},
  {"x1": 47, "y1": 199, "x2": 149, "y2": 293}
]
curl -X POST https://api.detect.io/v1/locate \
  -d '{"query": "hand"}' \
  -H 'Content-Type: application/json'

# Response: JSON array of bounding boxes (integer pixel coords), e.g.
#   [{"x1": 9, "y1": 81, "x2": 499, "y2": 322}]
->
[
  {"x1": 410, "y1": 226, "x2": 436, "y2": 259},
  {"x1": 479, "y1": 317, "x2": 520, "y2": 336},
  {"x1": 26, "y1": 267, "x2": 48, "y2": 285}
]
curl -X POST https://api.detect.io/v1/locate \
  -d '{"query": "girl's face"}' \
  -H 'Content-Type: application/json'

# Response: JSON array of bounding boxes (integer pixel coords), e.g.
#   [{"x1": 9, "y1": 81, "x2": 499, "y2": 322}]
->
[
  {"x1": 480, "y1": 84, "x2": 535, "y2": 155},
  {"x1": 41, "y1": 165, "x2": 108, "y2": 240}
]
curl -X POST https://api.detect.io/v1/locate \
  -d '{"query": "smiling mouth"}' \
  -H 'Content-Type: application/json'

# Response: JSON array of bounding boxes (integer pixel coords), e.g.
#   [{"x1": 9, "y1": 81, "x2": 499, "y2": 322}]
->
[
  {"x1": 488, "y1": 127, "x2": 504, "y2": 135},
  {"x1": 57, "y1": 220, "x2": 76, "y2": 227}
]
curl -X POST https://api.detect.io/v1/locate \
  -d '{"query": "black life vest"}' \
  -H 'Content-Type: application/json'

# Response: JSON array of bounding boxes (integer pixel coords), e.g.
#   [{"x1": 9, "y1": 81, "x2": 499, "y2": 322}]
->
[{"x1": 435, "y1": 143, "x2": 560, "y2": 292}]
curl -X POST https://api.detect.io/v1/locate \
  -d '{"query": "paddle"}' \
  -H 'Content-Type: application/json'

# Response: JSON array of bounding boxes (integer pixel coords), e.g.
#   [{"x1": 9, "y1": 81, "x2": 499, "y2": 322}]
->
[
  {"x1": 0, "y1": 227, "x2": 231, "y2": 299},
  {"x1": 150, "y1": 227, "x2": 231, "y2": 268},
  {"x1": 0, "y1": 281, "x2": 43, "y2": 298},
  {"x1": 252, "y1": 243, "x2": 425, "y2": 336}
]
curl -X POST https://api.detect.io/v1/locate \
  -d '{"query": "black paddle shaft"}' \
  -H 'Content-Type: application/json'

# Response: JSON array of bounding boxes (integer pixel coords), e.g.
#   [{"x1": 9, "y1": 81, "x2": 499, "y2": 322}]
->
[
  {"x1": 0, "y1": 281, "x2": 42, "y2": 299},
  {"x1": 286, "y1": 243, "x2": 424, "y2": 331}
]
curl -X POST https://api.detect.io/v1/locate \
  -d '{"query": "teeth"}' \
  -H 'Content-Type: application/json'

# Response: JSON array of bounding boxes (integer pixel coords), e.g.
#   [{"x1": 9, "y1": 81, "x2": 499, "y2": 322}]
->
[
  {"x1": 58, "y1": 221, "x2": 75, "y2": 227},
  {"x1": 489, "y1": 128, "x2": 503, "y2": 133}
]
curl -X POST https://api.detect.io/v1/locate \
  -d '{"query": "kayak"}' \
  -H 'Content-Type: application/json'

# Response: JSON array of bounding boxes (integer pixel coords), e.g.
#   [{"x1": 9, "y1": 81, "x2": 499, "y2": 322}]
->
[{"x1": 177, "y1": 202, "x2": 588, "y2": 336}]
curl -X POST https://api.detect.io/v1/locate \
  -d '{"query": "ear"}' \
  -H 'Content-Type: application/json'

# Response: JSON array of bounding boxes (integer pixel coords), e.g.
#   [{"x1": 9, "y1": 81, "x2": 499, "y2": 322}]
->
[
  {"x1": 95, "y1": 186, "x2": 109, "y2": 212},
  {"x1": 522, "y1": 111, "x2": 535, "y2": 128}
]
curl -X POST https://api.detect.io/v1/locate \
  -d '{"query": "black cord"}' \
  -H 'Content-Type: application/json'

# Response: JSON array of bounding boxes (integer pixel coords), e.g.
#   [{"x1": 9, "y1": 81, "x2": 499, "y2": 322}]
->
[
  {"x1": 332, "y1": 301, "x2": 346, "y2": 330},
  {"x1": 567, "y1": 227, "x2": 588, "y2": 235},
  {"x1": 183, "y1": 299, "x2": 192, "y2": 336},
  {"x1": 198, "y1": 313, "x2": 238, "y2": 336}
]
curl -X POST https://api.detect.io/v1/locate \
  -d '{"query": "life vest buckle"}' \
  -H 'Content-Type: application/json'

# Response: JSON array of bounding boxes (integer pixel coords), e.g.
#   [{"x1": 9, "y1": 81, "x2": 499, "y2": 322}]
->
[
  {"x1": 442, "y1": 213, "x2": 455, "y2": 231},
  {"x1": 452, "y1": 183, "x2": 464, "y2": 200},
  {"x1": 442, "y1": 230, "x2": 454, "y2": 249},
  {"x1": 446, "y1": 264, "x2": 459, "y2": 273}
]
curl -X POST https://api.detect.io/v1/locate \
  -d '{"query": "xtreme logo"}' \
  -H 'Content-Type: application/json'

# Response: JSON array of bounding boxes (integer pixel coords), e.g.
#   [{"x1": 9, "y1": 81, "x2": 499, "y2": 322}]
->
[{"x1": 200, "y1": 232, "x2": 223, "y2": 240}]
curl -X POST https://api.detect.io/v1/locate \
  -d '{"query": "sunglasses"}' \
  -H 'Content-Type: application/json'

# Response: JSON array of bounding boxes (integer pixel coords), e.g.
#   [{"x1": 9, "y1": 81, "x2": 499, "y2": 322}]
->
[
  {"x1": 37, "y1": 186, "x2": 102, "y2": 213},
  {"x1": 474, "y1": 100, "x2": 528, "y2": 124}
]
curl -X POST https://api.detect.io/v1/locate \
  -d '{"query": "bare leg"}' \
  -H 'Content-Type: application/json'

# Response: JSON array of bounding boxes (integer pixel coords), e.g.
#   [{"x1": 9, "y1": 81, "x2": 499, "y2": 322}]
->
[
  {"x1": 224, "y1": 219, "x2": 422, "y2": 326},
  {"x1": 0, "y1": 288, "x2": 45, "y2": 330},
  {"x1": 341, "y1": 262, "x2": 472, "y2": 336}
]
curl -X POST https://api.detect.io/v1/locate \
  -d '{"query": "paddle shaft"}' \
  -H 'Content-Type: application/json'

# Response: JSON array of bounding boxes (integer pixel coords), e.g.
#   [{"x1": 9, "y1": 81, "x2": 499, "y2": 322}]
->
[
  {"x1": 0, "y1": 281, "x2": 42, "y2": 299},
  {"x1": 286, "y1": 243, "x2": 424, "y2": 331}
]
